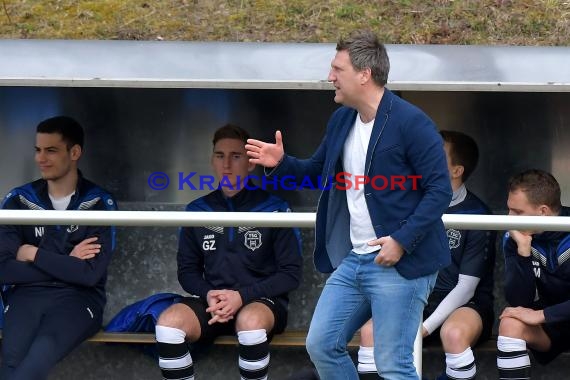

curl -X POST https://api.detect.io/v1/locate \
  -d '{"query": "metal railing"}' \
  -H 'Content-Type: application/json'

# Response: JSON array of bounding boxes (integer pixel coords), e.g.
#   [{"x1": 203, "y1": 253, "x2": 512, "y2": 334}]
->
[{"x1": 3, "y1": 210, "x2": 570, "y2": 231}]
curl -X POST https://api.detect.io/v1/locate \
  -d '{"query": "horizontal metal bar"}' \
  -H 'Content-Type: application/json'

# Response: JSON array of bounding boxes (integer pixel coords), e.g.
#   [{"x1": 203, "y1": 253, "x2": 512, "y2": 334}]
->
[
  {"x1": 2, "y1": 79, "x2": 568, "y2": 92},
  {"x1": 0, "y1": 210, "x2": 317, "y2": 228},
  {"x1": 390, "y1": 81, "x2": 570, "y2": 93},
  {"x1": 1, "y1": 210, "x2": 570, "y2": 231},
  {"x1": 442, "y1": 214, "x2": 570, "y2": 231},
  {"x1": 0, "y1": 78, "x2": 335, "y2": 90}
]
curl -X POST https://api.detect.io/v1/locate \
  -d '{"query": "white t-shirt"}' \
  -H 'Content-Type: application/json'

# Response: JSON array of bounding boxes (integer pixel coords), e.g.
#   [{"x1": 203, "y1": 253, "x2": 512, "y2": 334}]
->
[
  {"x1": 342, "y1": 114, "x2": 378, "y2": 254},
  {"x1": 49, "y1": 192, "x2": 74, "y2": 211}
]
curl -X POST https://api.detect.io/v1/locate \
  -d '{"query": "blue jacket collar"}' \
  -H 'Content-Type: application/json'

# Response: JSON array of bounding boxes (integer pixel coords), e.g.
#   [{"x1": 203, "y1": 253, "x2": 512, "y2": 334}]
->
[{"x1": 365, "y1": 88, "x2": 394, "y2": 175}]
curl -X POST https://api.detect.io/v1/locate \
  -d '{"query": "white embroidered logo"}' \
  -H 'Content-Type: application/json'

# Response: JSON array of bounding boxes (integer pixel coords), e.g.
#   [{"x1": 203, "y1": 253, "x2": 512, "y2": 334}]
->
[
  {"x1": 244, "y1": 230, "x2": 263, "y2": 251},
  {"x1": 447, "y1": 229, "x2": 461, "y2": 249}
]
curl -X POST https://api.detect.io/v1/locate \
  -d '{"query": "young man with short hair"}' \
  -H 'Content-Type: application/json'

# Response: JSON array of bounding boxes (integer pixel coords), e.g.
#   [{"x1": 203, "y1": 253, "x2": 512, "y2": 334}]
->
[
  {"x1": 497, "y1": 169, "x2": 570, "y2": 379},
  {"x1": 155, "y1": 124, "x2": 302, "y2": 380},
  {"x1": 0, "y1": 116, "x2": 117, "y2": 380}
]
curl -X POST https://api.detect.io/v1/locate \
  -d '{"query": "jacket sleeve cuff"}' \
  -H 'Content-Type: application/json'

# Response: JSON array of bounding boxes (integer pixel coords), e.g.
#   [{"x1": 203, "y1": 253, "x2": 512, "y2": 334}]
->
[
  {"x1": 390, "y1": 231, "x2": 414, "y2": 254},
  {"x1": 264, "y1": 155, "x2": 291, "y2": 177},
  {"x1": 32, "y1": 247, "x2": 47, "y2": 267},
  {"x1": 238, "y1": 288, "x2": 253, "y2": 305},
  {"x1": 543, "y1": 303, "x2": 570, "y2": 324}
]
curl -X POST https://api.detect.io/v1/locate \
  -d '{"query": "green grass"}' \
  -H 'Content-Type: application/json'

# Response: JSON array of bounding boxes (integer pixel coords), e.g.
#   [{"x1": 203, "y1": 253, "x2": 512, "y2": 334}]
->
[{"x1": 1, "y1": 0, "x2": 569, "y2": 44}]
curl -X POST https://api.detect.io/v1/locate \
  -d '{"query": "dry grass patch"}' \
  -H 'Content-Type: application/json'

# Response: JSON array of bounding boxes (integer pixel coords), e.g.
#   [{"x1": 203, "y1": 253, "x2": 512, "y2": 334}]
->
[{"x1": 1, "y1": 0, "x2": 569, "y2": 44}]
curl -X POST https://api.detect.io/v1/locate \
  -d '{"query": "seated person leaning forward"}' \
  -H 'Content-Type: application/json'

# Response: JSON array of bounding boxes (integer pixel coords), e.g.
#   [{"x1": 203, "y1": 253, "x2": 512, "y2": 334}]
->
[{"x1": 154, "y1": 124, "x2": 303, "y2": 380}]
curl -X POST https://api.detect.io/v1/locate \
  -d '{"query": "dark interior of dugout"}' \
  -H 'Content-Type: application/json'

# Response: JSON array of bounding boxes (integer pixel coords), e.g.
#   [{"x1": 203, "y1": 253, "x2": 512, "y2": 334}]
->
[{"x1": 2, "y1": 87, "x2": 570, "y2": 211}]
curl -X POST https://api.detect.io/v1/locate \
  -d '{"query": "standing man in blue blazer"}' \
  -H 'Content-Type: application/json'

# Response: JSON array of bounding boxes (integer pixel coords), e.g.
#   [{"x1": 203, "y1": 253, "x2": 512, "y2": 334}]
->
[{"x1": 246, "y1": 30, "x2": 451, "y2": 379}]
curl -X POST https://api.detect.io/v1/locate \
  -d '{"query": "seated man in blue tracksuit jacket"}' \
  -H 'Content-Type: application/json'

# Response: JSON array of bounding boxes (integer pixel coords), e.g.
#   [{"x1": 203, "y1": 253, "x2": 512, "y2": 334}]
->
[
  {"x1": 0, "y1": 116, "x2": 117, "y2": 380},
  {"x1": 155, "y1": 124, "x2": 302, "y2": 380},
  {"x1": 497, "y1": 169, "x2": 570, "y2": 379}
]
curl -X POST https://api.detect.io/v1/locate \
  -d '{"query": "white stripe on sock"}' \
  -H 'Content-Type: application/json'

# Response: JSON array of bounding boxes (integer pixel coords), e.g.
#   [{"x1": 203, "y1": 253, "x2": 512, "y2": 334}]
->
[
  {"x1": 164, "y1": 376, "x2": 194, "y2": 380},
  {"x1": 237, "y1": 329, "x2": 267, "y2": 345},
  {"x1": 497, "y1": 355, "x2": 531, "y2": 370},
  {"x1": 163, "y1": 376, "x2": 194, "y2": 380},
  {"x1": 159, "y1": 352, "x2": 193, "y2": 369},
  {"x1": 445, "y1": 347, "x2": 476, "y2": 379},
  {"x1": 446, "y1": 364, "x2": 476, "y2": 379},
  {"x1": 156, "y1": 325, "x2": 186, "y2": 344},
  {"x1": 357, "y1": 346, "x2": 377, "y2": 374},
  {"x1": 239, "y1": 354, "x2": 270, "y2": 371},
  {"x1": 497, "y1": 336, "x2": 526, "y2": 352}
]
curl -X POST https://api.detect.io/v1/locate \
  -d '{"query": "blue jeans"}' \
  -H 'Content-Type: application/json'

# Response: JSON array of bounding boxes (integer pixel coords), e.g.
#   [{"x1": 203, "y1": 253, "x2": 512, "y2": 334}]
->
[{"x1": 306, "y1": 251, "x2": 437, "y2": 380}]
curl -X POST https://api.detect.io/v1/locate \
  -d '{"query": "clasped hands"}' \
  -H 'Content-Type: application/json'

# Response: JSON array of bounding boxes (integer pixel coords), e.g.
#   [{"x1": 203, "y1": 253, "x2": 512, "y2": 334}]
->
[{"x1": 206, "y1": 289, "x2": 243, "y2": 325}]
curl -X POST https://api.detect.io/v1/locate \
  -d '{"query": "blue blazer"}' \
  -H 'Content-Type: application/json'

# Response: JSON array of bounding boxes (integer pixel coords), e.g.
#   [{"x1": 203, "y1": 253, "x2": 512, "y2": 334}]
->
[{"x1": 272, "y1": 89, "x2": 452, "y2": 279}]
